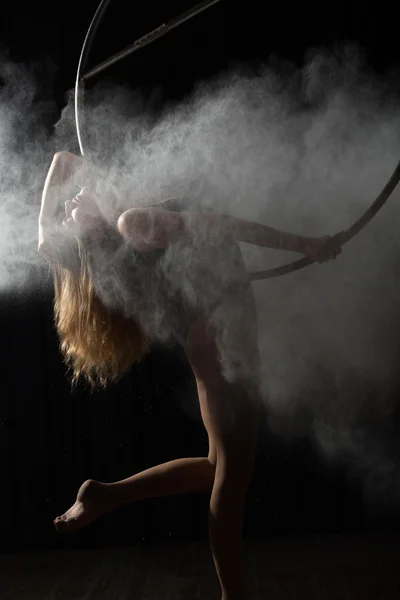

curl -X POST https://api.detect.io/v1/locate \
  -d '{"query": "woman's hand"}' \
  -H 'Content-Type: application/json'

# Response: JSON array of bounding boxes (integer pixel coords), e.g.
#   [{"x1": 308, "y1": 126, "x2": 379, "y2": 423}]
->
[{"x1": 303, "y1": 234, "x2": 342, "y2": 263}]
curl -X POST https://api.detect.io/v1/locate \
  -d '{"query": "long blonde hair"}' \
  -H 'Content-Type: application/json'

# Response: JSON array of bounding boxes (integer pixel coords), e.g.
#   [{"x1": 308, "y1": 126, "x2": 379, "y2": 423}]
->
[{"x1": 53, "y1": 239, "x2": 148, "y2": 388}]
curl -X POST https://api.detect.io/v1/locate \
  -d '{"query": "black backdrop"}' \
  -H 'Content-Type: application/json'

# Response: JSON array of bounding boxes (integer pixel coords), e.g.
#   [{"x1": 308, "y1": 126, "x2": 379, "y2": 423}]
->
[{"x1": 0, "y1": 0, "x2": 399, "y2": 553}]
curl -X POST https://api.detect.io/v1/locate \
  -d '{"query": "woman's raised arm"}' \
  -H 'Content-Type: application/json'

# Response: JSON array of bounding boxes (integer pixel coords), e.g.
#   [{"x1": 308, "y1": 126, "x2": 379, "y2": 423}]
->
[
  {"x1": 39, "y1": 152, "x2": 83, "y2": 226},
  {"x1": 38, "y1": 152, "x2": 84, "y2": 263}
]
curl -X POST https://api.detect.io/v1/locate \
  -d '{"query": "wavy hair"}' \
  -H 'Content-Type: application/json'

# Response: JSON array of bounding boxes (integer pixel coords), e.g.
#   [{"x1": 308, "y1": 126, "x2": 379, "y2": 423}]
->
[{"x1": 52, "y1": 237, "x2": 148, "y2": 388}]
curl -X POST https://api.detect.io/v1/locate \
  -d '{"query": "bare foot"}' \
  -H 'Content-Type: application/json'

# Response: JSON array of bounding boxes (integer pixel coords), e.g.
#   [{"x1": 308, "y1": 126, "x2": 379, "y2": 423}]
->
[{"x1": 53, "y1": 479, "x2": 114, "y2": 533}]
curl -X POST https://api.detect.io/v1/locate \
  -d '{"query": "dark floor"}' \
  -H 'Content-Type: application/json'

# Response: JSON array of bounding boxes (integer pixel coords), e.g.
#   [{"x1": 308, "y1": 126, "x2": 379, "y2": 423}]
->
[{"x1": 0, "y1": 531, "x2": 399, "y2": 599}]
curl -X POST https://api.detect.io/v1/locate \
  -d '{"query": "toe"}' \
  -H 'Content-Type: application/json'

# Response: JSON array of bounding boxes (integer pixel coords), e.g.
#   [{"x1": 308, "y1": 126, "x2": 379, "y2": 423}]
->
[
  {"x1": 54, "y1": 519, "x2": 68, "y2": 533},
  {"x1": 54, "y1": 515, "x2": 65, "y2": 522}
]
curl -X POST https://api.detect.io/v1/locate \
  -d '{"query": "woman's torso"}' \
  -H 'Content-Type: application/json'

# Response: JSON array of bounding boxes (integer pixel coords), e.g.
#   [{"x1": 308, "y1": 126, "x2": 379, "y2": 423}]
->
[{"x1": 93, "y1": 197, "x2": 252, "y2": 346}]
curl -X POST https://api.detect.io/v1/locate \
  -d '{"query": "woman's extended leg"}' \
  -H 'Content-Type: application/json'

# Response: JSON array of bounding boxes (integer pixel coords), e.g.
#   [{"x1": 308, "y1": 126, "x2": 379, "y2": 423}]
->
[{"x1": 54, "y1": 455, "x2": 216, "y2": 533}]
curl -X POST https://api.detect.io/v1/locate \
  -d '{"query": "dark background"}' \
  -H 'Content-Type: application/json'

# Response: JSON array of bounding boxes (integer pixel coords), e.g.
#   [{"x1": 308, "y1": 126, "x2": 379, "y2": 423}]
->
[{"x1": 0, "y1": 0, "x2": 399, "y2": 553}]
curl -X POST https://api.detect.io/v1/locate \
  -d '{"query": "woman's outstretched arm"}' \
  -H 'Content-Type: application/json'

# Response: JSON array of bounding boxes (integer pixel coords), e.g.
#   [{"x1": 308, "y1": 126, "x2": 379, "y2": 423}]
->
[
  {"x1": 193, "y1": 212, "x2": 342, "y2": 260},
  {"x1": 225, "y1": 214, "x2": 310, "y2": 252},
  {"x1": 118, "y1": 207, "x2": 341, "y2": 262}
]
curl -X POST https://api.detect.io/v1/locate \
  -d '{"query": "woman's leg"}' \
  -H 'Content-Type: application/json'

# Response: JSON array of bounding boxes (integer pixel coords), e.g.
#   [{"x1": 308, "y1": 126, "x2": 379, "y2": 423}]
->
[
  {"x1": 54, "y1": 455, "x2": 216, "y2": 533},
  {"x1": 185, "y1": 297, "x2": 260, "y2": 600},
  {"x1": 108, "y1": 456, "x2": 215, "y2": 501},
  {"x1": 198, "y1": 378, "x2": 259, "y2": 600}
]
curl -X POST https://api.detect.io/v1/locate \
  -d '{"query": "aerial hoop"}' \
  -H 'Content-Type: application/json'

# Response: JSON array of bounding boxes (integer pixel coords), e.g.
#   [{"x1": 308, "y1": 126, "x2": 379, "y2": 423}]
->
[
  {"x1": 74, "y1": 0, "x2": 400, "y2": 280},
  {"x1": 74, "y1": 0, "x2": 223, "y2": 157}
]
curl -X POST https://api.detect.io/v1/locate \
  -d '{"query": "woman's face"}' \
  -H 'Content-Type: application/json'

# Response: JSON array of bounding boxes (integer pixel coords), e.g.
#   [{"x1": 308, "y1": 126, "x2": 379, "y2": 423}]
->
[{"x1": 63, "y1": 188, "x2": 102, "y2": 232}]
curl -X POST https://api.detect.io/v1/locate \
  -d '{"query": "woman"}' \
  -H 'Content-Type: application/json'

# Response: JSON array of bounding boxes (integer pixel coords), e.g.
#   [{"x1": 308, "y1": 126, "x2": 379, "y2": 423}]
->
[{"x1": 39, "y1": 151, "x2": 341, "y2": 600}]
